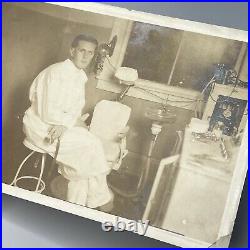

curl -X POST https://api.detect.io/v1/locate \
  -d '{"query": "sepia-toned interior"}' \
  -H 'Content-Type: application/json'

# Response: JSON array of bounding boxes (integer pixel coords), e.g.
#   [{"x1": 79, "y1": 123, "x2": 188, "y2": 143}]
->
[{"x1": 2, "y1": 3, "x2": 248, "y2": 245}]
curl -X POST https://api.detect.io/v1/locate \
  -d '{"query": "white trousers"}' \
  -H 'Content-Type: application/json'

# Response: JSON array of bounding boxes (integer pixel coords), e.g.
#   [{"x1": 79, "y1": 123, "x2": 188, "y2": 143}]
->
[{"x1": 23, "y1": 109, "x2": 113, "y2": 207}]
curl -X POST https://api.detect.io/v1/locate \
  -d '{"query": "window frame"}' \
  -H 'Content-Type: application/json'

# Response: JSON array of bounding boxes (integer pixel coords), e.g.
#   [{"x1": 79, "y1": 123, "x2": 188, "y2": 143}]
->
[{"x1": 96, "y1": 19, "x2": 202, "y2": 111}]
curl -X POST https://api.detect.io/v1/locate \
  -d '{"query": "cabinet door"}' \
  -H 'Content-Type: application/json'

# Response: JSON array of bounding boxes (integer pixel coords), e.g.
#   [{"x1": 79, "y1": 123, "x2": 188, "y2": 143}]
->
[{"x1": 162, "y1": 168, "x2": 230, "y2": 243}]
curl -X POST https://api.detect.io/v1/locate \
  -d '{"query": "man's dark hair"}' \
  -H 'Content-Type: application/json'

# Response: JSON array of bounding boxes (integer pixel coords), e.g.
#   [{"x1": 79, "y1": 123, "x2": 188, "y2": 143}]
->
[{"x1": 71, "y1": 34, "x2": 98, "y2": 48}]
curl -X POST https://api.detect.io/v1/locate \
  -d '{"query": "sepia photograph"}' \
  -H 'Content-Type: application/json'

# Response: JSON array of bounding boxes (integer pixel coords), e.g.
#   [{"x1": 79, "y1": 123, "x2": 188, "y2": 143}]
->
[{"x1": 2, "y1": 2, "x2": 248, "y2": 248}]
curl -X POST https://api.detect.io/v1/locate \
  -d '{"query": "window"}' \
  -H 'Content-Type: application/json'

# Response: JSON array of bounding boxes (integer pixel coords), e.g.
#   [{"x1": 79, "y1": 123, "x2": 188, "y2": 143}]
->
[
  {"x1": 96, "y1": 19, "x2": 247, "y2": 111},
  {"x1": 122, "y1": 22, "x2": 183, "y2": 84},
  {"x1": 122, "y1": 22, "x2": 243, "y2": 91}
]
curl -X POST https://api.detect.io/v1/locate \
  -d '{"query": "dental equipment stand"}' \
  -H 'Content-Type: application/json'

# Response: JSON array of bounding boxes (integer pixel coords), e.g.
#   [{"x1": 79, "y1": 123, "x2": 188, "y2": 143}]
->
[
  {"x1": 116, "y1": 82, "x2": 134, "y2": 102},
  {"x1": 108, "y1": 66, "x2": 178, "y2": 212},
  {"x1": 109, "y1": 106, "x2": 176, "y2": 203},
  {"x1": 108, "y1": 123, "x2": 161, "y2": 202},
  {"x1": 136, "y1": 109, "x2": 176, "y2": 197}
]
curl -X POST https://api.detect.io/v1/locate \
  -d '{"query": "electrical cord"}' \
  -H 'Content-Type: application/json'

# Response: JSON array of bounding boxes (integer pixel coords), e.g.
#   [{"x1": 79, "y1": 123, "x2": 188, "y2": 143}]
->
[
  {"x1": 208, "y1": 81, "x2": 238, "y2": 103},
  {"x1": 133, "y1": 85, "x2": 199, "y2": 103},
  {"x1": 96, "y1": 77, "x2": 203, "y2": 115},
  {"x1": 98, "y1": 69, "x2": 241, "y2": 111},
  {"x1": 105, "y1": 56, "x2": 117, "y2": 72},
  {"x1": 201, "y1": 76, "x2": 216, "y2": 95},
  {"x1": 96, "y1": 76, "x2": 201, "y2": 106},
  {"x1": 202, "y1": 66, "x2": 247, "y2": 104}
]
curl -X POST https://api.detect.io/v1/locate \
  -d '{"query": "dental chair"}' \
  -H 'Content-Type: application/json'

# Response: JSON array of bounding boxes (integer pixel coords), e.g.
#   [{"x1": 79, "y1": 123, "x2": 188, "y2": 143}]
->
[
  {"x1": 50, "y1": 100, "x2": 131, "y2": 200},
  {"x1": 11, "y1": 100, "x2": 131, "y2": 198},
  {"x1": 89, "y1": 100, "x2": 131, "y2": 171}
]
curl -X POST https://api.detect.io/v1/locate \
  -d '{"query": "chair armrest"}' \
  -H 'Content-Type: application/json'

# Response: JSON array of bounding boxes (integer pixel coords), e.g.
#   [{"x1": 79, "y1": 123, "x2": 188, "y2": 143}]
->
[
  {"x1": 117, "y1": 126, "x2": 130, "y2": 140},
  {"x1": 111, "y1": 136, "x2": 129, "y2": 171}
]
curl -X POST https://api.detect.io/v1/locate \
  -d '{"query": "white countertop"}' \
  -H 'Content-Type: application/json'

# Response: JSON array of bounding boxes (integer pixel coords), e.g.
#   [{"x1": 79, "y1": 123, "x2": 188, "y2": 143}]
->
[{"x1": 179, "y1": 128, "x2": 239, "y2": 183}]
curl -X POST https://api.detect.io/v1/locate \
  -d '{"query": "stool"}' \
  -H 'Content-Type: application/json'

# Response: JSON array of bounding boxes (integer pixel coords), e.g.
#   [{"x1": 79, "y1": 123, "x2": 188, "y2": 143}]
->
[{"x1": 10, "y1": 139, "x2": 47, "y2": 194}]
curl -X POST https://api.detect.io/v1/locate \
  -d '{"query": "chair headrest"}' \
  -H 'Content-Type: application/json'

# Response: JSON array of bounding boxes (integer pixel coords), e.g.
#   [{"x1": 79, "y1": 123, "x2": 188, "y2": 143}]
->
[{"x1": 89, "y1": 100, "x2": 131, "y2": 141}]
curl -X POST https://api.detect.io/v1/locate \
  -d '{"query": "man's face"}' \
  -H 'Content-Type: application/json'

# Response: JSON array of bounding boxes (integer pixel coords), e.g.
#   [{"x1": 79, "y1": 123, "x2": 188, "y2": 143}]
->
[{"x1": 70, "y1": 40, "x2": 97, "y2": 70}]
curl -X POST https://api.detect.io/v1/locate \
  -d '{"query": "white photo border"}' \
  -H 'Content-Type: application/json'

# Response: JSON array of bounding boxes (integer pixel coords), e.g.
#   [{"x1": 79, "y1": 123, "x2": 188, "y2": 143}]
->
[{"x1": 2, "y1": 2, "x2": 248, "y2": 248}]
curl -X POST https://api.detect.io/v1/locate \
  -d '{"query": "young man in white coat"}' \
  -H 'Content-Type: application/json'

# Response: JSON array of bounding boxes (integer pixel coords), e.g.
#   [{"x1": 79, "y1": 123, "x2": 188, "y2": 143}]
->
[{"x1": 23, "y1": 34, "x2": 113, "y2": 210}]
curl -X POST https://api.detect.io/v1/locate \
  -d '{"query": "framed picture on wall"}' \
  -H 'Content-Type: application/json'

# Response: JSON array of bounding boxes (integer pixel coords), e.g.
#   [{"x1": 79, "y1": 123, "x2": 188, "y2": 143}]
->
[{"x1": 2, "y1": 2, "x2": 248, "y2": 248}]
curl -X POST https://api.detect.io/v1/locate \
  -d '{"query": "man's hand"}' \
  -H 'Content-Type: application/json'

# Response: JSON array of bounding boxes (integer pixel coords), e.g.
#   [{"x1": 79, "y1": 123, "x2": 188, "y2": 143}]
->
[
  {"x1": 46, "y1": 125, "x2": 67, "y2": 144},
  {"x1": 75, "y1": 113, "x2": 90, "y2": 129}
]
